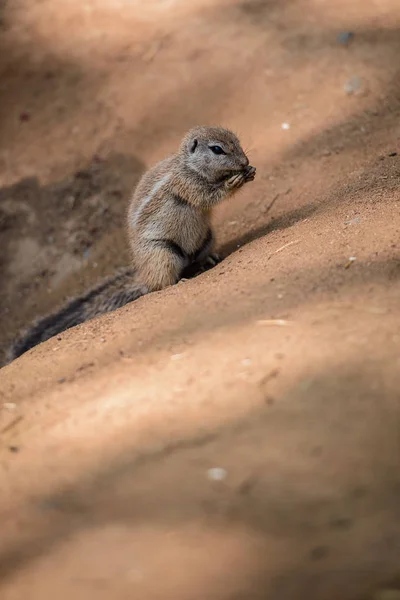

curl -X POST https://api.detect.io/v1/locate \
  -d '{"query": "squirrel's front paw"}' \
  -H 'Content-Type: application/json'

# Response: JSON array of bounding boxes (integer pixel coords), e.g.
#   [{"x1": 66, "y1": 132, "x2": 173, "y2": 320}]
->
[
  {"x1": 244, "y1": 165, "x2": 256, "y2": 182},
  {"x1": 226, "y1": 172, "x2": 246, "y2": 189}
]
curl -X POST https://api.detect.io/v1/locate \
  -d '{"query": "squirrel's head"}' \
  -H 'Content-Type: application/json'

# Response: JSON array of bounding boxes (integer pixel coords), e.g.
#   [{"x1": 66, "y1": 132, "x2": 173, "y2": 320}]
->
[{"x1": 180, "y1": 126, "x2": 250, "y2": 182}]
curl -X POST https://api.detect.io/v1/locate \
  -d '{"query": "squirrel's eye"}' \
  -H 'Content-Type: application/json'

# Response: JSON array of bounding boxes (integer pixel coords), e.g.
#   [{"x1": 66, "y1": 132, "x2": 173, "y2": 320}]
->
[{"x1": 210, "y1": 145, "x2": 226, "y2": 155}]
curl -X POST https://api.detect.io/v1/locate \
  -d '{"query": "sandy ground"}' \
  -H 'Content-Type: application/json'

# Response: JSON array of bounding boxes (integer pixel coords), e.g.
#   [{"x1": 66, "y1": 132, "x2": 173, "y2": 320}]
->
[{"x1": 1, "y1": 0, "x2": 400, "y2": 598}]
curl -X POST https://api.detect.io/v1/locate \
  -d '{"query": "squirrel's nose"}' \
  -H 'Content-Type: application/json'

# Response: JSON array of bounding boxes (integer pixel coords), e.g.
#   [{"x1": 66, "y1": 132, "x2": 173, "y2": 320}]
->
[{"x1": 241, "y1": 156, "x2": 249, "y2": 168}]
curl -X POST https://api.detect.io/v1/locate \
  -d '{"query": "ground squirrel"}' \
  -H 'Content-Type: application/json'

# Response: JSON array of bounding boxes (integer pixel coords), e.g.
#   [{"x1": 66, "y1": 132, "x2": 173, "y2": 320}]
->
[{"x1": 9, "y1": 126, "x2": 256, "y2": 361}]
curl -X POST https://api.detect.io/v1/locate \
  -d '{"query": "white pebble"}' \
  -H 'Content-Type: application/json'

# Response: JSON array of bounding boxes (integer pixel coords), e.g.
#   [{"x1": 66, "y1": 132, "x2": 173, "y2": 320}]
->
[
  {"x1": 344, "y1": 76, "x2": 362, "y2": 95},
  {"x1": 349, "y1": 256, "x2": 357, "y2": 261},
  {"x1": 3, "y1": 402, "x2": 17, "y2": 411},
  {"x1": 256, "y1": 319, "x2": 290, "y2": 326},
  {"x1": 281, "y1": 122, "x2": 290, "y2": 130},
  {"x1": 241, "y1": 358, "x2": 252, "y2": 367},
  {"x1": 207, "y1": 467, "x2": 227, "y2": 481},
  {"x1": 171, "y1": 353, "x2": 185, "y2": 360}
]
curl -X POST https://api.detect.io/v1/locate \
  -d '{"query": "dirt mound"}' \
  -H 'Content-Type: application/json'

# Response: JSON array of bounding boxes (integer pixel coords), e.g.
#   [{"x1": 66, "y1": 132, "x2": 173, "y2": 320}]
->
[{"x1": 1, "y1": 0, "x2": 400, "y2": 598}]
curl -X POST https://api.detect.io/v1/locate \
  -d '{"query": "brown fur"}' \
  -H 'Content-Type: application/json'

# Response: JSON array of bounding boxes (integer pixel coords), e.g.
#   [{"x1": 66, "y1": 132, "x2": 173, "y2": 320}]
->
[
  {"x1": 9, "y1": 126, "x2": 255, "y2": 361},
  {"x1": 127, "y1": 126, "x2": 255, "y2": 291}
]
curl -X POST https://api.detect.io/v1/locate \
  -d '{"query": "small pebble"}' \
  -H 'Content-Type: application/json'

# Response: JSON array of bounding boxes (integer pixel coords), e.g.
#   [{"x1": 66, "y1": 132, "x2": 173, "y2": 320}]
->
[
  {"x1": 344, "y1": 76, "x2": 362, "y2": 95},
  {"x1": 344, "y1": 217, "x2": 360, "y2": 225},
  {"x1": 207, "y1": 467, "x2": 227, "y2": 481},
  {"x1": 9, "y1": 446, "x2": 20, "y2": 453},
  {"x1": 349, "y1": 256, "x2": 357, "y2": 261},
  {"x1": 281, "y1": 122, "x2": 290, "y2": 130},
  {"x1": 241, "y1": 358, "x2": 252, "y2": 367},
  {"x1": 100, "y1": 337, "x2": 105, "y2": 343},
  {"x1": 171, "y1": 353, "x2": 185, "y2": 360},
  {"x1": 3, "y1": 403, "x2": 17, "y2": 411},
  {"x1": 337, "y1": 32, "x2": 354, "y2": 45}
]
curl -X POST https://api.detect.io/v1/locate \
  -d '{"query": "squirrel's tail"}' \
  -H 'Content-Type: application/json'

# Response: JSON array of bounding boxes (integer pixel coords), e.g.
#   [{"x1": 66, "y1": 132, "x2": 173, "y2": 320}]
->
[{"x1": 8, "y1": 269, "x2": 147, "y2": 362}]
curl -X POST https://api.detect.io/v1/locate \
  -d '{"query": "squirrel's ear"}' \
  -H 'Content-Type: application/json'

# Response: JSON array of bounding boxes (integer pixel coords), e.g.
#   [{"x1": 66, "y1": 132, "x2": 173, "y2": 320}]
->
[{"x1": 190, "y1": 139, "x2": 198, "y2": 153}]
